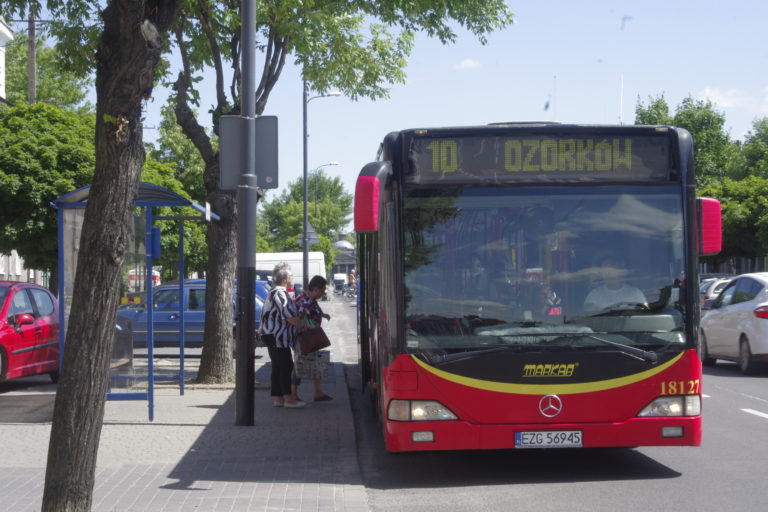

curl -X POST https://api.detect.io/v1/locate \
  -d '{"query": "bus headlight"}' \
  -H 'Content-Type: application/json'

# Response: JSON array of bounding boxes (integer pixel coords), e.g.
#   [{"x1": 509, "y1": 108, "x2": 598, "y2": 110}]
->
[
  {"x1": 388, "y1": 400, "x2": 458, "y2": 421},
  {"x1": 638, "y1": 395, "x2": 701, "y2": 417}
]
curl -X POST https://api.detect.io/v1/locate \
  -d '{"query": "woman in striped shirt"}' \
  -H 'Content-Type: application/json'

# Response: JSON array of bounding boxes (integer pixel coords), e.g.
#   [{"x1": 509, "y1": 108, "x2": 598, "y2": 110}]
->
[{"x1": 259, "y1": 267, "x2": 307, "y2": 408}]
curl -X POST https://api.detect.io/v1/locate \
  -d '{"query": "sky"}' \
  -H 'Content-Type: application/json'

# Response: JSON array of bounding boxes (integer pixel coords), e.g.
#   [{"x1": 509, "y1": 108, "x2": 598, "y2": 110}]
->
[{"x1": 8, "y1": 1, "x2": 768, "y2": 212}]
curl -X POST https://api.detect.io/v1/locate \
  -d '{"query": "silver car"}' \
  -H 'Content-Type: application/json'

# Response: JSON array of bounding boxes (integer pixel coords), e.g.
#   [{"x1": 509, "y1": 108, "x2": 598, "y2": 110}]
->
[{"x1": 700, "y1": 272, "x2": 768, "y2": 374}]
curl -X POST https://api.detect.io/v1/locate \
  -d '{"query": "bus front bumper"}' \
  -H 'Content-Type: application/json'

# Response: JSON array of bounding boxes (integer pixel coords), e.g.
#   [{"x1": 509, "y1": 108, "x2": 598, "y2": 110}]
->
[{"x1": 383, "y1": 416, "x2": 702, "y2": 452}]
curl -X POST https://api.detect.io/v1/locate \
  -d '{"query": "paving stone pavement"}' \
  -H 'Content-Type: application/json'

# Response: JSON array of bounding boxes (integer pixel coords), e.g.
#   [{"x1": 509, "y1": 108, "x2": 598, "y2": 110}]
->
[{"x1": 0, "y1": 297, "x2": 367, "y2": 511}]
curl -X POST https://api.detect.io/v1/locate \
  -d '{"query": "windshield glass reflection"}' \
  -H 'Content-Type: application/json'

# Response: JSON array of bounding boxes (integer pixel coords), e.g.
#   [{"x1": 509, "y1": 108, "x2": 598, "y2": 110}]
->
[{"x1": 403, "y1": 185, "x2": 687, "y2": 354}]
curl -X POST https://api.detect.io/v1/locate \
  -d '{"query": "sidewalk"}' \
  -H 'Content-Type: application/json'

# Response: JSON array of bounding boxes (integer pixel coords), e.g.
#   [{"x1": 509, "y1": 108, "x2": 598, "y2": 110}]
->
[{"x1": 0, "y1": 298, "x2": 367, "y2": 511}]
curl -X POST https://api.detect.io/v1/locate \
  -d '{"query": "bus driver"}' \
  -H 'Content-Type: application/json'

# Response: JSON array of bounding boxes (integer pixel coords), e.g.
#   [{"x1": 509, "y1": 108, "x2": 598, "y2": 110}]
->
[{"x1": 583, "y1": 256, "x2": 647, "y2": 312}]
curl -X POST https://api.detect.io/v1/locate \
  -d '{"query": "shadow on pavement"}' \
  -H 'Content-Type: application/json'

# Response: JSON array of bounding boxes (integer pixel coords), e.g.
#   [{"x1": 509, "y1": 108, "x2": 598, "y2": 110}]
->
[
  {"x1": 163, "y1": 360, "x2": 360, "y2": 491},
  {"x1": 0, "y1": 375, "x2": 57, "y2": 423}
]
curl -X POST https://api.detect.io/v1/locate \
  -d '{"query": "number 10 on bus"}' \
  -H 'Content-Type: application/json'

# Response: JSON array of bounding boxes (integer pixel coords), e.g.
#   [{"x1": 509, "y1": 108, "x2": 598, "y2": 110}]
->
[{"x1": 427, "y1": 140, "x2": 459, "y2": 172}]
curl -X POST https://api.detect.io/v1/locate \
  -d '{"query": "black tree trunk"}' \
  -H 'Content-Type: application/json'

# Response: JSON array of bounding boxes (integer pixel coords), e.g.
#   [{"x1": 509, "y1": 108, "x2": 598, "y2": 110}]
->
[{"x1": 41, "y1": 2, "x2": 178, "y2": 510}]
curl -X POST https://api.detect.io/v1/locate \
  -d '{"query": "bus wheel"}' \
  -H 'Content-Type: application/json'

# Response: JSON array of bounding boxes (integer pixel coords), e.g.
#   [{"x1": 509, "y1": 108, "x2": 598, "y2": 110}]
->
[
  {"x1": 739, "y1": 337, "x2": 757, "y2": 375},
  {"x1": 369, "y1": 381, "x2": 381, "y2": 420},
  {"x1": 700, "y1": 333, "x2": 716, "y2": 366}
]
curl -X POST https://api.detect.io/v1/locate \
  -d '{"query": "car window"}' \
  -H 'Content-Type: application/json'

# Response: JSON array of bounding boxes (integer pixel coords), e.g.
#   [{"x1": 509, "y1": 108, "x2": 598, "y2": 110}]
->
[
  {"x1": 10, "y1": 289, "x2": 35, "y2": 317},
  {"x1": 29, "y1": 288, "x2": 55, "y2": 317},
  {"x1": 699, "y1": 281, "x2": 711, "y2": 294},
  {"x1": 188, "y1": 288, "x2": 206, "y2": 311},
  {"x1": 732, "y1": 278, "x2": 758, "y2": 305},
  {"x1": 750, "y1": 280, "x2": 766, "y2": 299},
  {"x1": 717, "y1": 280, "x2": 738, "y2": 307},
  {"x1": 712, "y1": 280, "x2": 730, "y2": 295},
  {"x1": 154, "y1": 289, "x2": 181, "y2": 311}
]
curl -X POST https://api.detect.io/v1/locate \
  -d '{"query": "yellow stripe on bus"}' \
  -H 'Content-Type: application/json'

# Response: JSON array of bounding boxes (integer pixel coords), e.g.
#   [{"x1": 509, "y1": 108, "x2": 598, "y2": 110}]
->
[{"x1": 411, "y1": 353, "x2": 683, "y2": 395}]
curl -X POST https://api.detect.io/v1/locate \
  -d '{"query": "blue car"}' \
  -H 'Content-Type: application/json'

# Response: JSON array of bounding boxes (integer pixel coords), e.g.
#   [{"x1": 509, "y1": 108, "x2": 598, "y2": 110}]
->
[{"x1": 117, "y1": 279, "x2": 267, "y2": 346}]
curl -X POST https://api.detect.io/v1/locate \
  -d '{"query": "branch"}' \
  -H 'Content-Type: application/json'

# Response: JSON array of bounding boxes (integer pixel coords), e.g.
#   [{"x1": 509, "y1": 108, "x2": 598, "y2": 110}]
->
[
  {"x1": 255, "y1": 28, "x2": 288, "y2": 115},
  {"x1": 196, "y1": 0, "x2": 227, "y2": 108},
  {"x1": 229, "y1": 31, "x2": 241, "y2": 103},
  {"x1": 173, "y1": 27, "x2": 215, "y2": 166}
]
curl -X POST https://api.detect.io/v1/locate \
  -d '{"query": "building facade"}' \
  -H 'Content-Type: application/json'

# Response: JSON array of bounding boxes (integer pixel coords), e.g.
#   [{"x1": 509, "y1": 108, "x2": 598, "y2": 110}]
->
[{"x1": 1, "y1": 17, "x2": 12, "y2": 102}]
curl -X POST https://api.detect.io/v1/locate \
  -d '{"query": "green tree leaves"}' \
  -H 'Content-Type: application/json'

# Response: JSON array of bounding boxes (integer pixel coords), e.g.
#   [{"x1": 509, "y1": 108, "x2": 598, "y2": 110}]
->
[
  {"x1": 4, "y1": 34, "x2": 94, "y2": 112},
  {"x1": 0, "y1": 102, "x2": 95, "y2": 272},
  {"x1": 258, "y1": 169, "x2": 352, "y2": 270},
  {"x1": 635, "y1": 94, "x2": 731, "y2": 187}
]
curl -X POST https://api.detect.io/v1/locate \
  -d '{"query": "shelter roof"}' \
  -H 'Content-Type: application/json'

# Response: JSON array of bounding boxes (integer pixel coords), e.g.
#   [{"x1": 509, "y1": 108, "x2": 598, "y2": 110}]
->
[{"x1": 53, "y1": 182, "x2": 217, "y2": 219}]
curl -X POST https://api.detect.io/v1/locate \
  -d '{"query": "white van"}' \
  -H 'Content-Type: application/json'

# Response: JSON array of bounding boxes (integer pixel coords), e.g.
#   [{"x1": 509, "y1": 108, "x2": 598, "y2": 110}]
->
[{"x1": 254, "y1": 251, "x2": 326, "y2": 287}]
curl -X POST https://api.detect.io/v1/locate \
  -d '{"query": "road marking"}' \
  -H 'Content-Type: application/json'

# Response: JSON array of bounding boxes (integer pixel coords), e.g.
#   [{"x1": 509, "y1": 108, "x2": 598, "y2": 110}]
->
[
  {"x1": 741, "y1": 408, "x2": 768, "y2": 420},
  {"x1": 702, "y1": 394, "x2": 711, "y2": 398}
]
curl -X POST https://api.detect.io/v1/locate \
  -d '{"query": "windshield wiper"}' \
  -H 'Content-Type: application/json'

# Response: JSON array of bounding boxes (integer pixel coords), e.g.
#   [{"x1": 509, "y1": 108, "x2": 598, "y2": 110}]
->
[
  {"x1": 418, "y1": 346, "x2": 509, "y2": 365},
  {"x1": 590, "y1": 303, "x2": 650, "y2": 317},
  {"x1": 549, "y1": 333, "x2": 658, "y2": 363}
]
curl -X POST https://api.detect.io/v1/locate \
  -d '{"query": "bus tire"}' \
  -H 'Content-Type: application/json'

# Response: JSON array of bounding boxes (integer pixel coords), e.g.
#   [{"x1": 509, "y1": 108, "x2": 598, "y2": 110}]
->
[
  {"x1": 700, "y1": 332, "x2": 716, "y2": 366},
  {"x1": 368, "y1": 383, "x2": 381, "y2": 420}
]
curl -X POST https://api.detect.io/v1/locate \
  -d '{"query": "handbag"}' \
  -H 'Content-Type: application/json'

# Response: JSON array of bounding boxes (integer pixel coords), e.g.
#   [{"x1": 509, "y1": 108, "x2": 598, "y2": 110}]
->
[{"x1": 298, "y1": 326, "x2": 331, "y2": 355}]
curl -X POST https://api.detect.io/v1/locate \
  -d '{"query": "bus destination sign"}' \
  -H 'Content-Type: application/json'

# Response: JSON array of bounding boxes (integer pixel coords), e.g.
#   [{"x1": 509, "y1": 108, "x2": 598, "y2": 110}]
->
[{"x1": 407, "y1": 133, "x2": 675, "y2": 183}]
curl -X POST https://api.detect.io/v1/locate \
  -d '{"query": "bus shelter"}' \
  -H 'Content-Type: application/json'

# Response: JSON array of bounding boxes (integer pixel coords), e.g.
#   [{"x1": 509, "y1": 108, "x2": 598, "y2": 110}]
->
[{"x1": 53, "y1": 183, "x2": 218, "y2": 420}]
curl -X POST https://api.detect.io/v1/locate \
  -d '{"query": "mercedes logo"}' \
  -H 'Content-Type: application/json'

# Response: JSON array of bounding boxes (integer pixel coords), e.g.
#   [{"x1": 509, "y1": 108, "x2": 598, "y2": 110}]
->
[{"x1": 538, "y1": 394, "x2": 563, "y2": 418}]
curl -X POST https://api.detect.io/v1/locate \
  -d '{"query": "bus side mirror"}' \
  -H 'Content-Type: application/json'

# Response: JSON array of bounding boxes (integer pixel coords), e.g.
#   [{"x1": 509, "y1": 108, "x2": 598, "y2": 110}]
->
[
  {"x1": 697, "y1": 197, "x2": 722, "y2": 256},
  {"x1": 354, "y1": 162, "x2": 391, "y2": 233}
]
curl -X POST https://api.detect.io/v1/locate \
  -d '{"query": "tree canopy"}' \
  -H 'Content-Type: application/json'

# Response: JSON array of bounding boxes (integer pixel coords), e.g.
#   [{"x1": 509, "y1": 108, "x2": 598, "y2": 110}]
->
[
  {"x1": 3, "y1": 33, "x2": 94, "y2": 112},
  {"x1": 258, "y1": 169, "x2": 352, "y2": 270},
  {"x1": 0, "y1": 102, "x2": 95, "y2": 275},
  {"x1": 741, "y1": 117, "x2": 768, "y2": 179},
  {"x1": 700, "y1": 176, "x2": 768, "y2": 267},
  {"x1": 635, "y1": 94, "x2": 733, "y2": 187}
]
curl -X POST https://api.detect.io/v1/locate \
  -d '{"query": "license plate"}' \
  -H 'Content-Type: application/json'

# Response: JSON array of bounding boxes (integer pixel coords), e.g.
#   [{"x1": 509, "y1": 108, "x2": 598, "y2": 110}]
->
[{"x1": 515, "y1": 430, "x2": 583, "y2": 448}]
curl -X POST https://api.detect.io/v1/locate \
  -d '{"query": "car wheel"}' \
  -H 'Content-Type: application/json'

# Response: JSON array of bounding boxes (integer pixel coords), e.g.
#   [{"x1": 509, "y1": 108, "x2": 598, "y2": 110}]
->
[
  {"x1": 739, "y1": 337, "x2": 757, "y2": 375},
  {"x1": 0, "y1": 348, "x2": 6, "y2": 381},
  {"x1": 700, "y1": 332, "x2": 716, "y2": 366}
]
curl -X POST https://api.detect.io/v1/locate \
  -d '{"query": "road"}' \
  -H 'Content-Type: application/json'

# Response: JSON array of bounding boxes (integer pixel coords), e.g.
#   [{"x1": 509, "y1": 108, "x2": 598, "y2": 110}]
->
[{"x1": 329, "y1": 299, "x2": 768, "y2": 512}]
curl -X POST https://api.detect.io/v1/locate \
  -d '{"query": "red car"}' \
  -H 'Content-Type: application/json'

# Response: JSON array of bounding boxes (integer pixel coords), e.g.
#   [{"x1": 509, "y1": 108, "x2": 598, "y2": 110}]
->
[{"x1": 0, "y1": 282, "x2": 60, "y2": 383}]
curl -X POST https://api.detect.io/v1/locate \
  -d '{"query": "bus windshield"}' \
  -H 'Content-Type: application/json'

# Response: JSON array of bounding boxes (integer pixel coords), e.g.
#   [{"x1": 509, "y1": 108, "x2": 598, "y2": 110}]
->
[{"x1": 402, "y1": 185, "x2": 688, "y2": 354}]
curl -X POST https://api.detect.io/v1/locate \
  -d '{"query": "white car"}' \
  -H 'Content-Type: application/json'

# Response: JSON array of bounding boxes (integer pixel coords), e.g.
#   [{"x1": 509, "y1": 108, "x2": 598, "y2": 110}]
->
[
  {"x1": 699, "y1": 277, "x2": 732, "y2": 303},
  {"x1": 700, "y1": 272, "x2": 768, "y2": 374}
]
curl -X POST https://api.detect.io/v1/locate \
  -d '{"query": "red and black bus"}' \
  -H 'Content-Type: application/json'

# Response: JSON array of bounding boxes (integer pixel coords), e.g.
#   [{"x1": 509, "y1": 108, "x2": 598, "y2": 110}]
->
[{"x1": 354, "y1": 123, "x2": 722, "y2": 452}]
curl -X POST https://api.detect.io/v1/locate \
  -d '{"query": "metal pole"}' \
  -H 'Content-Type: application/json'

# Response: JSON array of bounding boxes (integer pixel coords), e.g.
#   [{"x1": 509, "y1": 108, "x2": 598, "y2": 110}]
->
[
  {"x1": 27, "y1": 14, "x2": 36, "y2": 103},
  {"x1": 235, "y1": 0, "x2": 257, "y2": 426},
  {"x1": 302, "y1": 81, "x2": 309, "y2": 290}
]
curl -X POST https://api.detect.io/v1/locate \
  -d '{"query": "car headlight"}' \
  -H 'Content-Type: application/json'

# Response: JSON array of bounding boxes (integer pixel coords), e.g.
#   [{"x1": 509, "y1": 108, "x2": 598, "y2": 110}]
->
[
  {"x1": 638, "y1": 395, "x2": 701, "y2": 417},
  {"x1": 388, "y1": 400, "x2": 458, "y2": 421}
]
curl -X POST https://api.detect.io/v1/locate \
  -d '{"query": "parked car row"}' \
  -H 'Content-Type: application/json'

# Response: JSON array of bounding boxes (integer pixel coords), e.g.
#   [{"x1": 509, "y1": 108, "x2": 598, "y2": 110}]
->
[
  {"x1": 1, "y1": 277, "x2": 274, "y2": 385},
  {"x1": 700, "y1": 272, "x2": 768, "y2": 374},
  {"x1": 116, "y1": 279, "x2": 268, "y2": 347}
]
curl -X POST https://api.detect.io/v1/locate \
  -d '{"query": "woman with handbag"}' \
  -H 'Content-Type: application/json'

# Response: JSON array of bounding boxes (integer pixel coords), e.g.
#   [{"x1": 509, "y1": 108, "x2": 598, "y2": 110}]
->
[
  {"x1": 258, "y1": 266, "x2": 307, "y2": 408},
  {"x1": 291, "y1": 275, "x2": 333, "y2": 402}
]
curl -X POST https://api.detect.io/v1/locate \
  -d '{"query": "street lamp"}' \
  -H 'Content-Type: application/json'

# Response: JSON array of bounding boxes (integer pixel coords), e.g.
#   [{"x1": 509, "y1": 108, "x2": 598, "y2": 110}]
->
[
  {"x1": 302, "y1": 81, "x2": 341, "y2": 289},
  {"x1": 311, "y1": 161, "x2": 340, "y2": 217}
]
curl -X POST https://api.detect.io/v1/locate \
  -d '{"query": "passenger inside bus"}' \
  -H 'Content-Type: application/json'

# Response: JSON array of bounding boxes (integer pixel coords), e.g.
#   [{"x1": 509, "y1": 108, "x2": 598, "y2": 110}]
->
[
  {"x1": 582, "y1": 256, "x2": 648, "y2": 313},
  {"x1": 462, "y1": 253, "x2": 490, "y2": 300}
]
